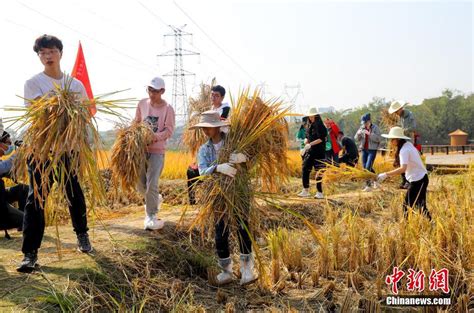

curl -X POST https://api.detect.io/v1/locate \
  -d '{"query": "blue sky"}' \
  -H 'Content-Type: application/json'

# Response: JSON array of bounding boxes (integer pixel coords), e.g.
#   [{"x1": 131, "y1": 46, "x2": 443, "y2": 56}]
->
[{"x1": 0, "y1": 0, "x2": 471, "y2": 128}]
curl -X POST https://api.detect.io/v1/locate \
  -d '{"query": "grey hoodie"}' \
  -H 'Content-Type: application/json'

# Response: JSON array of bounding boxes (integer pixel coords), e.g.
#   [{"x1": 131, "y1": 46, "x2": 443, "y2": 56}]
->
[{"x1": 354, "y1": 123, "x2": 382, "y2": 150}]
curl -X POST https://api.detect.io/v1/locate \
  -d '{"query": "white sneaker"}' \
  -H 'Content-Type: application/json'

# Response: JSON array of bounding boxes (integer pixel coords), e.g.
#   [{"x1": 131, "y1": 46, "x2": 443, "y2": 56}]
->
[
  {"x1": 144, "y1": 217, "x2": 165, "y2": 230},
  {"x1": 240, "y1": 254, "x2": 258, "y2": 285},
  {"x1": 314, "y1": 192, "x2": 324, "y2": 199},
  {"x1": 297, "y1": 188, "x2": 311, "y2": 198},
  {"x1": 217, "y1": 258, "x2": 233, "y2": 285},
  {"x1": 362, "y1": 186, "x2": 372, "y2": 192}
]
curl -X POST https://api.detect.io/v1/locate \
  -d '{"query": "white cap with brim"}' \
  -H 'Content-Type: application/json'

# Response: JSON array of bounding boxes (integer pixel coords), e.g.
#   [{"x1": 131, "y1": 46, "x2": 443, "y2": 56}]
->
[
  {"x1": 303, "y1": 107, "x2": 320, "y2": 117},
  {"x1": 146, "y1": 76, "x2": 165, "y2": 90},
  {"x1": 190, "y1": 111, "x2": 230, "y2": 129},
  {"x1": 388, "y1": 100, "x2": 408, "y2": 114},
  {"x1": 382, "y1": 126, "x2": 411, "y2": 140}
]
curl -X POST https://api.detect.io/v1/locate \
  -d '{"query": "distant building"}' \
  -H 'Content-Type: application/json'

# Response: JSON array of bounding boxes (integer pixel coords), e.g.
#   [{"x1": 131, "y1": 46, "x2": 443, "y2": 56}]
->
[{"x1": 318, "y1": 106, "x2": 335, "y2": 113}]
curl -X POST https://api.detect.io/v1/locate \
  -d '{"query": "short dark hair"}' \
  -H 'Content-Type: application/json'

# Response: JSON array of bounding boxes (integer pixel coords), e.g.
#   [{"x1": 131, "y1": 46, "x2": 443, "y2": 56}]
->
[
  {"x1": 338, "y1": 131, "x2": 344, "y2": 136},
  {"x1": 33, "y1": 34, "x2": 63, "y2": 53},
  {"x1": 211, "y1": 85, "x2": 226, "y2": 97}
]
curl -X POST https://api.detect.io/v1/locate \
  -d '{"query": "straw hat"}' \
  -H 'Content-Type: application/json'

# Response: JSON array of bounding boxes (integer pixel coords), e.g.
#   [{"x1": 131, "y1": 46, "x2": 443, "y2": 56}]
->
[
  {"x1": 303, "y1": 107, "x2": 320, "y2": 117},
  {"x1": 190, "y1": 111, "x2": 230, "y2": 129},
  {"x1": 382, "y1": 126, "x2": 411, "y2": 140},
  {"x1": 388, "y1": 100, "x2": 408, "y2": 114}
]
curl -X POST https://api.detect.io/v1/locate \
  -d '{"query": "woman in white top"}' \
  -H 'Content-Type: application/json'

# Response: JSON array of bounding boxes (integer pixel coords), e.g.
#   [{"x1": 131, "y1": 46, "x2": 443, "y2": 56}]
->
[{"x1": 377, "y1": 127, "x2": 431, "y2": 220}]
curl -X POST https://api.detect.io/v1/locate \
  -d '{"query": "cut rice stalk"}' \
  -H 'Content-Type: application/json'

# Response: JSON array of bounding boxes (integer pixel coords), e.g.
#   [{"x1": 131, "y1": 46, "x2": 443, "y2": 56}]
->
[{"x1": 110, "y1": 120, "x2": 154, "y2": 193}]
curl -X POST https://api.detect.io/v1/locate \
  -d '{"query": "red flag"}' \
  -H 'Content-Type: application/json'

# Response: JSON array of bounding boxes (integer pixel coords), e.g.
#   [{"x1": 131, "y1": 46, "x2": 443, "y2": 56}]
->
[{"x1": 72, "y1": 41, "x2": 96, "y2": 116}]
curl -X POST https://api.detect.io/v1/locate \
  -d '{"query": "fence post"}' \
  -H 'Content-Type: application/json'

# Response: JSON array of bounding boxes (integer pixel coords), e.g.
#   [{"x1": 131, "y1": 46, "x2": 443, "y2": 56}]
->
[
  {"x1": 446, "y1": 146, "x2": 449, "y2": 155},
  {"x1": 462, "y1": 146, "x2": 465, "y2": 154}
]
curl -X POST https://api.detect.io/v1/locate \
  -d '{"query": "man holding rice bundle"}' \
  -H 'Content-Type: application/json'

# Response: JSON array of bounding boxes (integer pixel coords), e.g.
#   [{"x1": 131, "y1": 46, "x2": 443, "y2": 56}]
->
[
  {"x1": 298, "y1": 107, "x2": 327, "y2": 199},
  {"x1": 18, "y1": 35, "x2": 92, "y2": 273},
  {"x1": 135, "y1": 77, "x2": 175, "y2": 231},
  {"x1": 192, "y1": 111, "x2": 257, "y2": 286}
]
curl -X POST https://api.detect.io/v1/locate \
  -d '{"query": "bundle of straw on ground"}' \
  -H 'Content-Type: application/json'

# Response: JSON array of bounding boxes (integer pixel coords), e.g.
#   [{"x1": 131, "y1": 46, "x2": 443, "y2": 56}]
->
[
  {"x1": 321, "y1": 162, "x2": 377, "y2": 183},
  {"x1": 110, "y1": 121, "x2": 154, "y2": 192},
  {"x1": 5, "y1": 77, "x2": 131, "y2": 211},
  {"x1": 182, "y1": 79, "x2": 216, "y2": 157}
]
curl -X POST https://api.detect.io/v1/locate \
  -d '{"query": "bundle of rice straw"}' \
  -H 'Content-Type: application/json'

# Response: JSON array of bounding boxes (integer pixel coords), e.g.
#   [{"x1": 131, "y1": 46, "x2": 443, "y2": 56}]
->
[
  {"x1": 321, "y1": 162, "x2": 377, "y2": 183},
  {"x1": 110, "y1": 120, "x2": 154, "y2": 192},
  {"x1": 5, "y1": 77, "x2": 131, "y2": 210},
  {"x1": 182, "y1": 79, "x2": 216, "y2": 157},
  {"x1": 379, "y1": 107, "x2": 399, "y2": 131},
  {"x1": 192, "y1": 88, "x2": 290, "y2": 231}
]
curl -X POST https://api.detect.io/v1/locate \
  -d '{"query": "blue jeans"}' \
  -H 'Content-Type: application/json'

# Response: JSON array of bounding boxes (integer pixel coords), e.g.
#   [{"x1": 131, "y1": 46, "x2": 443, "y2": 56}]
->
[
  {"x1": 361, "y1": 149, "x2": 377, "y2": 172},
  {"x1": 362, "y1": 150, "x2": 377, "y2": 186}
]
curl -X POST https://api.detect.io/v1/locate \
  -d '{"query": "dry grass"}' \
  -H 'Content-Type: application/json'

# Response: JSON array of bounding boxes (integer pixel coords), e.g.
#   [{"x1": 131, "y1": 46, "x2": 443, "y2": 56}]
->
[
  {"x1": 110, "y1": 121, "x2": 154, "y2": 192},
  {"x1": 22, "y1": 167, "x2": 474, "y2": 312},
  {"x1": 182, "y1": 79, "x2": 216, "y2": 157}
]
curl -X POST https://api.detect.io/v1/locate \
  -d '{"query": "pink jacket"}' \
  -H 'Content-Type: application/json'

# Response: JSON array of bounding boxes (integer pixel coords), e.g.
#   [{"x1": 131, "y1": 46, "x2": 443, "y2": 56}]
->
[{"x1": 135, "y1": 98, "x2": 175, "y2": 154}]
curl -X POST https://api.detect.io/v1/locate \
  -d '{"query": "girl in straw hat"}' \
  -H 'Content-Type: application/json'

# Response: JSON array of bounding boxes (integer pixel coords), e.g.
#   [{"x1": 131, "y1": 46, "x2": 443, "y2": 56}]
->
[
  {"x1": 377, "y1": 127, "x2": 431, "y2": 220},
  {"x1": 297, "y1": 107, "x2": 327, "y2": 199},
  {"x1": 192, "y1": 111, "x2": 257, "y2": 286}
]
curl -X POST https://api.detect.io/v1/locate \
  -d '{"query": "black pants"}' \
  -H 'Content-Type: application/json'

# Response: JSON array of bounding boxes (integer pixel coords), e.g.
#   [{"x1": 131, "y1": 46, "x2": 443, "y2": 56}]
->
[
  {"x1": 186, "y1": 166, "x2": 200, "y2": 205},
  {"x1": 302, "y1": 153, "x2": 325, "y2": 192},
  {"x1": 403, "y1": 174, "x2": 431, "y2": 220},
  {"x1": 339, "y1": 154, "x2": 358, "y2": 167},
  {"x1": 215, "y1": 217, "x2": 252, "y2": 259},
  {"x1": 22, "y1": 156, "x2": 88, "y2": 254},
  {"x1": 0, "y1": 179, "x2": 27, "y2": 231}
]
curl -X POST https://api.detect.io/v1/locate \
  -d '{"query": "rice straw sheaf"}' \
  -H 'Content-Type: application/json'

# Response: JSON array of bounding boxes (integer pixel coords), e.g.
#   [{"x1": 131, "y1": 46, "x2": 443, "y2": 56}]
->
[
  {"x1": 321, "y1": 162, "x2": 377, "y2": 183},
  {"x1": 183, "y1": 79, "x2": 216, "y2": 157},
  {"x1": 110, "y1": 120, "x2": 154, "y2": 193},
  {"x1": 4, "y1": 76, "x2": 132, "y2": 212},
  {"x1": 192, "y1": 88, "x2": 290, "y2": 232},
  {"x1": 379, "y1": 107, "x2": 399, "y2": 131}
]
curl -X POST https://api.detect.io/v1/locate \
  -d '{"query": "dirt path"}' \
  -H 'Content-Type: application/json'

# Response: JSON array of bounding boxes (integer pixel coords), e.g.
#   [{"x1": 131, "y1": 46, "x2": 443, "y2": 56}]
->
[{"x1": 0, "y1": 203, "x2": 199, "y2": 310}]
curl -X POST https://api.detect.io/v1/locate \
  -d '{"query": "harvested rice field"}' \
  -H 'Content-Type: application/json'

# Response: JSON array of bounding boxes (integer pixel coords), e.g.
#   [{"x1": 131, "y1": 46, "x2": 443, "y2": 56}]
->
[{"x1": 0, "y1": 150, "x2": 472, "y2": 312}]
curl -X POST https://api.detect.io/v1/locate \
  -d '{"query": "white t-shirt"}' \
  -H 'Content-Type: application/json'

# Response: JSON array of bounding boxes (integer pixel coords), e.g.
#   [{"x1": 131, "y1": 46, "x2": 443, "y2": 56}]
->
[
  {"x1": 399, "y1": 141, "x2": 427, "y2": 182},
  {"x1": 24, "y1": 72, "x2": 87, "y2": 105},
  {"x1": 210, "y1": 102, "x2": 231, "y2": 119},
  {"x1": 210, "y1": 102, "x2": 230, "y2": 133}
]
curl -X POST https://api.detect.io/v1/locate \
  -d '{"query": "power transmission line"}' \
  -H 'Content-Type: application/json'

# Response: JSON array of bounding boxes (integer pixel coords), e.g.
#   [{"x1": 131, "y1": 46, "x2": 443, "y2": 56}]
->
[
  {"x1": 173, "y1": 1, "x2": 256, "y2": 82},
  {"x1": 158, "y1": 25, "x2": 200, "y2": 121}
]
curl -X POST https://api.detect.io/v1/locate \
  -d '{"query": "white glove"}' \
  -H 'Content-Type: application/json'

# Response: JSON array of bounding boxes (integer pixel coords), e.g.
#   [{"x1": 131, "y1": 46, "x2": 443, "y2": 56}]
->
[
  {"x1": 216, "y1": 163, "x2": 237, "y2": 178},
  {"x1": 300, "y1": 149, "x2": 306, "y2": 156},
  {"x1": 229, "y1": 152, "x2": 248, "y2": 164},
  {"x1": 304, "y1": 143, "x2": 312, "y2": 151},
  {"x1": 377, "y1": 173, "x2": 388, "y2": 182}
]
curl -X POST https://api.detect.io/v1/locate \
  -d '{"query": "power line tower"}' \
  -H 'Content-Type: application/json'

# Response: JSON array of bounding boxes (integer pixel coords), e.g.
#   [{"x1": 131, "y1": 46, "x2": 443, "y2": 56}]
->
[
  {"x1": 158, "y1": 25, "x2": 199, "y2": 121},
  {"x1": 284, "y1": 83, "x2": 304, "y2": 119}
]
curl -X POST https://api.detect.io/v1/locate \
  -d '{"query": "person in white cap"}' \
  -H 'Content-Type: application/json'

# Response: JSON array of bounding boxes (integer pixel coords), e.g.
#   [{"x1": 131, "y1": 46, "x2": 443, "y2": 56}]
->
[
  {"x1": 389, "y1": 100, "x2": 417, "y2": 189},
  {"x1": 135, "y1": 76, "x2": 175, "y2": 230},
  {"x1": 377, "y1": 127, "x2": 431, "y2": 220},
  {"x1": 192, "y1": 111, "x2": 257, "y2": 286},
  {"x1": 297, "y1": 107, "x2": 328, "y2": 199}
]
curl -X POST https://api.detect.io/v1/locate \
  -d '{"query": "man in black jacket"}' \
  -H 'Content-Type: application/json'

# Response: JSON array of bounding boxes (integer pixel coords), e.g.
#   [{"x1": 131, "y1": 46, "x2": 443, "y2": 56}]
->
[{"x1": 337, "y1": 131, "x2": 359, "y2": 167}]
